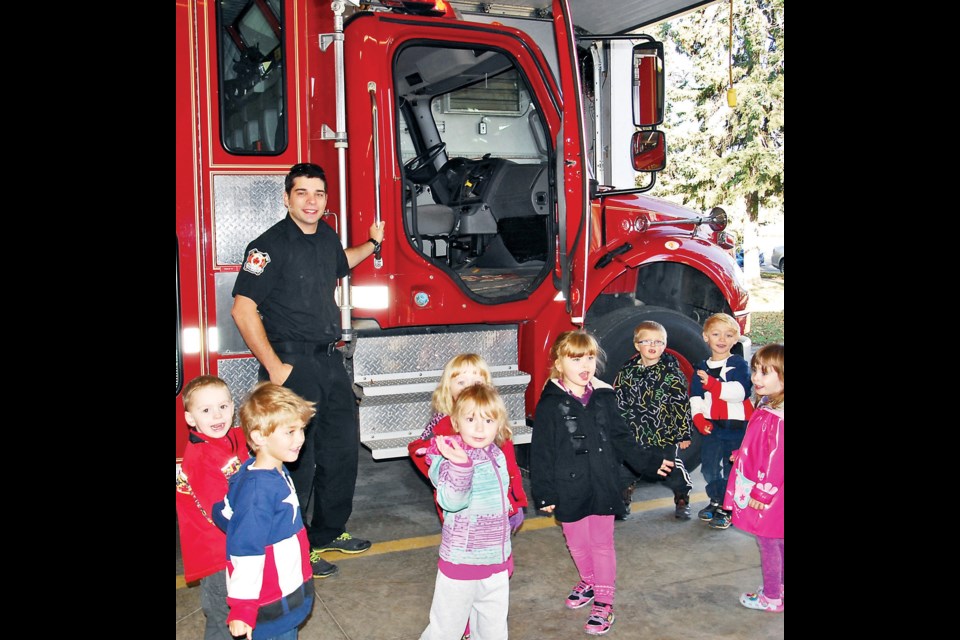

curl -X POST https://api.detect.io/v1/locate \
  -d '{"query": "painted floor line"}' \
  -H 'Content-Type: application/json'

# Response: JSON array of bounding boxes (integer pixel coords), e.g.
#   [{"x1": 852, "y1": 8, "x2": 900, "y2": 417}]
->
[{"x1": 176, "y1": 491, "x2": 707, "y2": 590}]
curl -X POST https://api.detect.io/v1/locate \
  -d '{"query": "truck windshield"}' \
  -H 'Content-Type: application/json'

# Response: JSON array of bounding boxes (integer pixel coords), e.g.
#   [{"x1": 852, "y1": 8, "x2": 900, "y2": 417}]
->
[{"x1": 398, "y1": 66, "x2": 547, "y2": 165}]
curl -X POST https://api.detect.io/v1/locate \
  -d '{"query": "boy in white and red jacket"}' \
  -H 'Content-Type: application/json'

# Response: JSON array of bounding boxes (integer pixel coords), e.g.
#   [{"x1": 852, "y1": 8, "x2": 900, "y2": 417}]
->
[
  {"x1": 214, "y1": 383, "x2": 316, "y2": 640},
  {"x1": 689, "y1": 313, "x2": 753, "y2": 531}
]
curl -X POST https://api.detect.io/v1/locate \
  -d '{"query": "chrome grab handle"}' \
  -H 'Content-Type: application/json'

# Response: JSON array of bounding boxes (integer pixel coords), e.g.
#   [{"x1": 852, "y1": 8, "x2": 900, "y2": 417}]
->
[{"x1": 368, "y1": 81, "x2": 383, "y2": 270}]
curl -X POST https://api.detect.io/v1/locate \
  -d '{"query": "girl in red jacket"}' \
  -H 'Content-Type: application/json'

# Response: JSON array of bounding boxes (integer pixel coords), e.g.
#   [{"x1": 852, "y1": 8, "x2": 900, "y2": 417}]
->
[{"x1": 408, "y1": 353, "x2": 528, "y2": 528}]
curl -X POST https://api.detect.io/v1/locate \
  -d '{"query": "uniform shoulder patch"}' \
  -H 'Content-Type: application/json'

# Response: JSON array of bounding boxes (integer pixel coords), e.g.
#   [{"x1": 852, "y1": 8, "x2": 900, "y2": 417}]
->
[{"x1": 243, "y1": 248, "x2": 271, "y2": 275}]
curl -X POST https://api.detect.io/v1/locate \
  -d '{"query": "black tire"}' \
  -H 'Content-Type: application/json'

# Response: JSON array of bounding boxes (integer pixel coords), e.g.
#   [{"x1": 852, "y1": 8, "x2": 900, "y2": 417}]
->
[
  {"x1": 778, "y1": 258, "x2": 784, "y2": 274},
  {"x1": 587, "y1": 305, "x2": 710, "y2": 472}
]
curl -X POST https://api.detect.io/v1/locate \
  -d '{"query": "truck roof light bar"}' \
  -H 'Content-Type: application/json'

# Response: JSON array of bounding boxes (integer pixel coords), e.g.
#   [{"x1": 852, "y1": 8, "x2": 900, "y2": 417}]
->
[{"x1": 378, "y1": 0, "x2": 457, "y2": 18}]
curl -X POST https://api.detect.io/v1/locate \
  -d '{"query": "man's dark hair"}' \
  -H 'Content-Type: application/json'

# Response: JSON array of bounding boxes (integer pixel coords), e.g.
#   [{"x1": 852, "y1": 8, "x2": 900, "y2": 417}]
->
[{"x1": 285, "y1": 163, "x2": 326, "y2": 194}]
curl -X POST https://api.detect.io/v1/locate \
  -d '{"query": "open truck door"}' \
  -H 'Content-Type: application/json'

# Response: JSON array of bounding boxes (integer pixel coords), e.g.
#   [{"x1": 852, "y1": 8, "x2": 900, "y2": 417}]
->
[{"x1": 552, "y1": 0, "x2": 589, "y2": 323}]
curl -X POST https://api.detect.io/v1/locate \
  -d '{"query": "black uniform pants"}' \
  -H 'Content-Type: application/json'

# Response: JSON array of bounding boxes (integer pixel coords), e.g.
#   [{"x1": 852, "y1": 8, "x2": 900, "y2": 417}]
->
[{"x1": 260, "y1": 348, "x2": 359, "y2": 547}]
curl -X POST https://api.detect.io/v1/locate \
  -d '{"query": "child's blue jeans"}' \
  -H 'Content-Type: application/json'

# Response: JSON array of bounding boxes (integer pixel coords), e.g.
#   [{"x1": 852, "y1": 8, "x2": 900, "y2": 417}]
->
[{"x1": 700, "y1": 428, "x2": 745, "y2": 505}]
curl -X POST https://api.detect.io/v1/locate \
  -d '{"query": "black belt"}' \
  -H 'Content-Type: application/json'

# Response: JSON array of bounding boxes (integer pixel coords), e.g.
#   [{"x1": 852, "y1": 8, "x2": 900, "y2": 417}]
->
[
  {"x1": 257, "y1": 580, "x2": 313, "y2": 622},
  {"x1": 272, "y1": 340, "x2": 343, "y2": 356}
]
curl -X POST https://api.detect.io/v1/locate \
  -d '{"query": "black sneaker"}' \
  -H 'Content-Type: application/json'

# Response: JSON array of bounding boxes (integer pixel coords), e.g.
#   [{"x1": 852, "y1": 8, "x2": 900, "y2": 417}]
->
[
  {"x1": 708, "y1": 508, "x2": 731, "y2": 530},
  {"x1": 698, "y1": 502, "x2": 720, "y2": 521},
  {"x1": 674, "y1": 495, "x2": 691, "y2": 520},
  {"x1": 615, "y1": 484, "x2": 634, "y2": 521},
  {"x1": 313, "y1": 532, "x2": 372, "y2": 554},
  {"x1": 621, "y1": 484, "x2": 635, "y2": 511},
  {"x1": 309, "y1": 550, "x2": 339, "y2": 579}
]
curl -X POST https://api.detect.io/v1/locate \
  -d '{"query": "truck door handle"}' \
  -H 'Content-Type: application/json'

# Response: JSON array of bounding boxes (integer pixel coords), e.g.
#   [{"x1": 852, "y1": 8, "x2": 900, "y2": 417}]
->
[{"x1": 369, "y1": 82, "x2": 383, "y2": 269}]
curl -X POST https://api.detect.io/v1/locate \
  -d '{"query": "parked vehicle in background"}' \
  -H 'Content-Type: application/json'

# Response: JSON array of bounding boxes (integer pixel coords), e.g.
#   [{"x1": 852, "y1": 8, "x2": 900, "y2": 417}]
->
[{"x1": 771, "y1": 245, "x2": 784, "y2": 273}]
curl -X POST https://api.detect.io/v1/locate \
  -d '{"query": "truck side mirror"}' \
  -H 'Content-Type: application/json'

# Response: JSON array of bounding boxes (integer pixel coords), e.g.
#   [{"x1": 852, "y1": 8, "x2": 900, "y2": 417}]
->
[
  {"x1": 632, "y1": 41, "x2": 664, "y2": 127},
  {"x1": 631, "y1": 130, "x2": 666, "y2": 172}
]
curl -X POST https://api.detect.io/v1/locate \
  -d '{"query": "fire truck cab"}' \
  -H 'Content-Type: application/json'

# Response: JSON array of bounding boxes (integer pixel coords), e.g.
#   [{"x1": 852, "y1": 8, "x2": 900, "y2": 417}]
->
[{"x1": 176, "y1": 0, "x2": 750, "y2": 468}]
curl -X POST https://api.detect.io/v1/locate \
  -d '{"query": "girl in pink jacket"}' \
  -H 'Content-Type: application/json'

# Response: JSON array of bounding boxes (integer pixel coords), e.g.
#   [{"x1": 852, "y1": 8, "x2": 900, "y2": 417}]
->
[{"x1": 723, "y1": 343, "x2": 784, "y2": 613}]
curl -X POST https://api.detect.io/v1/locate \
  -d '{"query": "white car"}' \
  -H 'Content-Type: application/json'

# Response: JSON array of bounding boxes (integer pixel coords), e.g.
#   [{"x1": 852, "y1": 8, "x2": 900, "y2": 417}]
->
[{"x1": 770, "y1": 245, "x2": 784, "y2": 273}]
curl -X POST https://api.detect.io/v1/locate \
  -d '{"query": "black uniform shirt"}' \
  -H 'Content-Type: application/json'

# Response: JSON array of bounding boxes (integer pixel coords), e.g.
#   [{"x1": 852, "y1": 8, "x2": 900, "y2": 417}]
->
[{"x1": 232, "y1": 214, "x2": 350, "y2": 344}]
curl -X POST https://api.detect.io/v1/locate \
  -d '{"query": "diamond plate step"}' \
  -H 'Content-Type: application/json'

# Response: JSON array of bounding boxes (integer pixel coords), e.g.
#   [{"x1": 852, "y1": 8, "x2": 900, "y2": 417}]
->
[{"x1": 354, "y1": 327, "x2": 531, "y2": 459}]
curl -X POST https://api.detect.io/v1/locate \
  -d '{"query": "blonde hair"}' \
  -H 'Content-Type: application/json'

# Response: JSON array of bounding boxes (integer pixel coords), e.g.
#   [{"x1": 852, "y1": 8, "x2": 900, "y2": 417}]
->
[
  {"x1": 751, "y1": 343, "x2": 784, "y2": 410},
  {"x1": 182, "y1": 375, "x2": 232, "y2": 413},
  {"x1": 450, "y1": 383, "x2": 512, "y2": 446},
  {"x1": 431, "y1": 353, "x2": 493, "y2": 415},
  {"x1": 549, "y1": 330, "x2": 604, "y2": 379},
  {"x1": 633, "y1": 320, "x2": 667, "y2": 342},
  {"x1": 239, "y1": 383, "x2": 317, "y2": 451},
  {"x1": 703, "y1": 312, "x2": 740, "y2": 335}
]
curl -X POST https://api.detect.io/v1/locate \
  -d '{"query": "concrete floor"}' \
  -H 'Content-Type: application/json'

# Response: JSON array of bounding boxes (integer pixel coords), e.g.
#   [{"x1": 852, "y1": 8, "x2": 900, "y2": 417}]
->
[{"x1": 177, "y1": 450, "x2": 784, "y2": 639}]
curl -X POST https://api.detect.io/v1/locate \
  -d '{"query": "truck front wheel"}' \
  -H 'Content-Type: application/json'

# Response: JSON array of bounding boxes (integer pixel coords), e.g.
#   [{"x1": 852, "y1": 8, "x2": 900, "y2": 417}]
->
[{"x1": 586, "y1": 305, "x2": 709, "y2": 473}]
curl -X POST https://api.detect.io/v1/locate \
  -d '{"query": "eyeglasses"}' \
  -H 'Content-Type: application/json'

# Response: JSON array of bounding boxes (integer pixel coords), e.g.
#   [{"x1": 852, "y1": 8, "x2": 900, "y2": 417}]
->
[{"x1": 635, "y1": 339, "x2": 665, "y2": 347}]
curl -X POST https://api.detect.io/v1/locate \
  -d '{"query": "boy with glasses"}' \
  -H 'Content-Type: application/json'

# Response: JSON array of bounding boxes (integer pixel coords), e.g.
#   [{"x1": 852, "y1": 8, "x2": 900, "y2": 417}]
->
[{"x1": 613, "y1": 321, "x2": 695, "y2": 519}]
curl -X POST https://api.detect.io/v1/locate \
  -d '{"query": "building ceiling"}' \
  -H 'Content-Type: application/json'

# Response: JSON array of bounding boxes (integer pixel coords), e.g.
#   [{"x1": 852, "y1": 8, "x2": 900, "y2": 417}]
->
[{"x1": 450, "y1": 1, "x2": 717, "y2": 34}]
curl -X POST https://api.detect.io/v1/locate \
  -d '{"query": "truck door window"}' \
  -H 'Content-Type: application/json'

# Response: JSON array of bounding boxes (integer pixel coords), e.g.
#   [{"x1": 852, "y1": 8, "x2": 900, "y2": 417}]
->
[
  {"x1": 216, "y1": 0, "x2": 286, "y2": 155},
  {"x1": 395, "y1": 44, "x2": 553, "y2": 302}
]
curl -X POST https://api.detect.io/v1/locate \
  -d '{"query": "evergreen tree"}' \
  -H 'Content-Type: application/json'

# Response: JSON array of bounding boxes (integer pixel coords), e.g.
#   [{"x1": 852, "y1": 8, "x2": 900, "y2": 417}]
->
[{"x1": 653, "y1": 0, "x2": 783, "y2": 281}]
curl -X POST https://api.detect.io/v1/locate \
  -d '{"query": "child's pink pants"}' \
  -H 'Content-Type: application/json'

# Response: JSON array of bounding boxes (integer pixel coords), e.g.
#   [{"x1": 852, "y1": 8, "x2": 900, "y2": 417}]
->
[{"x1": 561, "y1": 515, "x2": 617, "y2": 605}]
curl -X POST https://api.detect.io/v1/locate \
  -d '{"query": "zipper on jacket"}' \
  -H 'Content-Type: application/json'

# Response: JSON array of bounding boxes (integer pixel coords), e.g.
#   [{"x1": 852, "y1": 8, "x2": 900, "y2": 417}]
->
[{"x1": 486, "y1": 447, "x2": 509, "y2": 563}]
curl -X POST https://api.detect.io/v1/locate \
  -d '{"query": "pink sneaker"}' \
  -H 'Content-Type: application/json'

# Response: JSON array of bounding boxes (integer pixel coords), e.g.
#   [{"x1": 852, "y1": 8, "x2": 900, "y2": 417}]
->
[
  {"x1": 740, "y1": 589, "x2": 783, "y2": 612},
  {"x1": 565, "y1": 580, "x2": 595, "y2": 609},
  {"x1": 584, "y1": 602, "x2": 615, "y2": 635}
]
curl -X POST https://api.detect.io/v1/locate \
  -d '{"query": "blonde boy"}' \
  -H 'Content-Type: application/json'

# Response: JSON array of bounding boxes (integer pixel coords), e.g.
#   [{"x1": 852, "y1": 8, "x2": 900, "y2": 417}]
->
[
  {"x1": 213, "y1": 383, "x2": 317, "y2": 640},
  {"x1": 614, "y1": 321, "x2": 695, "y2": 519},
  {"x1": 689, "y1": 313, "x2": 754, "y2": 530}
]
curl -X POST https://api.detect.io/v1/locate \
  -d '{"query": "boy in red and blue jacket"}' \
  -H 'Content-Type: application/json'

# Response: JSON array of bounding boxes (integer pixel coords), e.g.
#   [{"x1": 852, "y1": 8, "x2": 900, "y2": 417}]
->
[{"x1": 214, "y1": 383, "x2": 317, "y2": 639}]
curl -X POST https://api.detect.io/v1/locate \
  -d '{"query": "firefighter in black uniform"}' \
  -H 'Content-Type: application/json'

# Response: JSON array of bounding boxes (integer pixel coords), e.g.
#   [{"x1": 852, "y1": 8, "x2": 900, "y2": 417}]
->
[{"x1": 231, "y1": 162, "x2": 385, "y2": 579}]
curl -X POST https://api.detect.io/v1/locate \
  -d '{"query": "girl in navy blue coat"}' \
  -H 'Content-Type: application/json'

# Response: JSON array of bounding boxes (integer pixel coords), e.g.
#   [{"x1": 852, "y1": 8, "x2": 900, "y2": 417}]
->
[{"x1": 531, "y1": 330, "x2": 673, "y2": 636}]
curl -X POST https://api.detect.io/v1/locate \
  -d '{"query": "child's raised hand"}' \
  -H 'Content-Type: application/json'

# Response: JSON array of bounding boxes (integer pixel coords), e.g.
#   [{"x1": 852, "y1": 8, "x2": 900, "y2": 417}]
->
[
  {"x1": 435, "y1": 435, "x2": 469, "y2": 464},
  {"x1": 696, "y1": 370, "x2": 709, "y2": 385}
]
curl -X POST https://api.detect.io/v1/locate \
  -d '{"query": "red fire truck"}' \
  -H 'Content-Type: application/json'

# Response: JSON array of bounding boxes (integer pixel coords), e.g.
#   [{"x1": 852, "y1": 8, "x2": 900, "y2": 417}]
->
[{"x1": 176, "y1": 0, "x2": 749, "y2": 468}]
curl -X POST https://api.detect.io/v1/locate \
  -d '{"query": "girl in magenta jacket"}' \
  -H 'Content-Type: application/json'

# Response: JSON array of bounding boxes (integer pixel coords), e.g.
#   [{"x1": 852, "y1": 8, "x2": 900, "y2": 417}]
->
[{"x1": 723, "y1": 343, "x2": 784, "y2": 613}]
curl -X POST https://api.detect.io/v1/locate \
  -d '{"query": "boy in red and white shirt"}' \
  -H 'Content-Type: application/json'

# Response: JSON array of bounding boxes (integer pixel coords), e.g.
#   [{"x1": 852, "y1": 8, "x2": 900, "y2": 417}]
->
[{"x1": 689, "y1": 313, "x2": 754, "y2": 530}]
